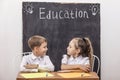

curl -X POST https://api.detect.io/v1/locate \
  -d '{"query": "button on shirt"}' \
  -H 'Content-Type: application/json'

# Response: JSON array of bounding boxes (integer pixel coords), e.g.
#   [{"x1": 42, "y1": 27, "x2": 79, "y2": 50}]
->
[
  {"x1": 20, "y1": 53, "x2": 54, "y2": 71},
  {"x1": 62, "y1": 55, "x2": 89, "y2": 65}
]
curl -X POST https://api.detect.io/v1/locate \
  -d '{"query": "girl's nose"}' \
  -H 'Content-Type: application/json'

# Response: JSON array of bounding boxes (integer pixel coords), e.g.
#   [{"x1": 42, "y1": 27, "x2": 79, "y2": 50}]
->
[{"x1": 67, "y1": 46, "x2": 69, "y2": 50}]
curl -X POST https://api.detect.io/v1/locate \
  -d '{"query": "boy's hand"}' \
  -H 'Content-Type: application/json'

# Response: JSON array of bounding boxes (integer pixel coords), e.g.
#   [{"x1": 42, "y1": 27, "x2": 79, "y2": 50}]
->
[
  {"x1": 38, "y1": 67, "x2": 49, "y2": 72},
  {"x1": 24, "y1": 64, "x2": 39, "y2": 69}
]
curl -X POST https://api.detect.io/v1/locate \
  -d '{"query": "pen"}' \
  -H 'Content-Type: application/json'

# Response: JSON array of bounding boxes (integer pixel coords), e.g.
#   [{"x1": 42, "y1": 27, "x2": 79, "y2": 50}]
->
[
  {"x1": 46, "y1": 72, "x2": 48, "y2": 77},
  {"x1": 81, "y1": 73, "x2": 84, "y2": 77}
]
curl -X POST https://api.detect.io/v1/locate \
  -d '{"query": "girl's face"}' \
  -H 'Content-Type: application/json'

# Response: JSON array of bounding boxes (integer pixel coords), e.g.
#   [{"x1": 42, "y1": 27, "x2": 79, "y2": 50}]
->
[
  {"x1": 67, "y1": 39, "x2": 78, "y2": 56},
  {"x1": 35, "y1": 42, "x2": 48, "y2": 56}
]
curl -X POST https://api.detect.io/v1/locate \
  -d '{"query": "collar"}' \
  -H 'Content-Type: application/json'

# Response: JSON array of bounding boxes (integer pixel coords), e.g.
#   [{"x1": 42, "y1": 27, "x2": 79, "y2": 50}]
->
[
  {"x1": 31, "y1": 53, "x2": 44, "y2": 60},
  {"x1": 69, "y1": 55, "x2": 82, "y2": 60}
]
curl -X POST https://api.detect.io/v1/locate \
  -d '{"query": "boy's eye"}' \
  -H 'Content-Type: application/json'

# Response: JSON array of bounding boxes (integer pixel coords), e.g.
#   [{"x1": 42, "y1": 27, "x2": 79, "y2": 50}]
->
[{"x1": 44, "y1": 46, "x2": 47, "y2": 48}]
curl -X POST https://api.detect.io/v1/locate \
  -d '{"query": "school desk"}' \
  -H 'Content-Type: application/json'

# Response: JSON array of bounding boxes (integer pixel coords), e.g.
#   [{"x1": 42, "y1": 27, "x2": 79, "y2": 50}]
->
[{"x1": 16, "y1": 70, "x2": 99, "y2": 80}]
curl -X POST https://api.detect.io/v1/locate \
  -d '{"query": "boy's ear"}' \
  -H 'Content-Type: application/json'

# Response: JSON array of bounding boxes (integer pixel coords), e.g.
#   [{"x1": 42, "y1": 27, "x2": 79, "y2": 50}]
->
[{"x1": 33, "y1": 46, "x2": 38, "y2": 51}]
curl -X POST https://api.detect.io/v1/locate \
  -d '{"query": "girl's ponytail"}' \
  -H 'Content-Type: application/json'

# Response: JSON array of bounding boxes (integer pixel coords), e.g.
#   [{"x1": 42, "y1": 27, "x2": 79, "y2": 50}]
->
[{"x1": 83, "y1": 37, "x2": 93, "y2": 69}]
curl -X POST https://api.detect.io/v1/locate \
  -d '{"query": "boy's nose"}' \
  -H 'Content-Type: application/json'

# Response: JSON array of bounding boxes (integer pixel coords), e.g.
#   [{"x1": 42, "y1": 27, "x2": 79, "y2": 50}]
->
[{"x1": 46, "y1": 47, "x2": 48, "y2": 51}]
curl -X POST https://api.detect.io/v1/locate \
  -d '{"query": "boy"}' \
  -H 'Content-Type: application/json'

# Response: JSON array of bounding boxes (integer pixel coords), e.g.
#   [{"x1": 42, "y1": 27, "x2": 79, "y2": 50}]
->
[{"x1": 20, "y1": 35, "x2": 54, "y2": 72}]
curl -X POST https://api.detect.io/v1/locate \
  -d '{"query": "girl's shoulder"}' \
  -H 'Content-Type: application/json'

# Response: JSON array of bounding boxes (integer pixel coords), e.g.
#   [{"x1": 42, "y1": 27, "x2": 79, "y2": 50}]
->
[
  {"x1": 78, "y1": 55, "x2": 89, "y2": 59},
  {"x1": 62, "y1": 54, "x2": 70, "y2": 59}
]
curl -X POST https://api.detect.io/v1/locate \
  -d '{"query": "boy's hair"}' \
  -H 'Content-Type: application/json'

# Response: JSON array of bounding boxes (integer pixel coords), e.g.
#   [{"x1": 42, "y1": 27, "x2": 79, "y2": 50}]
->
[
  {"x1": 28, "y1": 35, "x2": 47, "y2": 50},
  {"x1": 73, "y1": 37, "x2": 93, "y2": 68}
]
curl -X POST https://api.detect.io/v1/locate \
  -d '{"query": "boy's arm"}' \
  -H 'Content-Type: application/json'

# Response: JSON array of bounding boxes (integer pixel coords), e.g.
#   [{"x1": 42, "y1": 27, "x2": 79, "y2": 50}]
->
[
  {"x1": 20, "y1": 56, "x2": 27, "y2": 71},
  {"x1": 38, "y1": 56, "x2": 54, "y2": 71},
  {"x1": 24, "y1": 64, "x2": 38, "y2": 69},
  {"x1": 20, "y1": 56, "x2": 38, "y2": 72}
]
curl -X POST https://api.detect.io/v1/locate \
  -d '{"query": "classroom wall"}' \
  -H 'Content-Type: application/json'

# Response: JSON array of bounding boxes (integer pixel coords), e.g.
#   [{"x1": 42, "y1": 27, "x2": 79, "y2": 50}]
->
[{"x1": 0, "y1": 0, "x2": 120, "y2": 80}]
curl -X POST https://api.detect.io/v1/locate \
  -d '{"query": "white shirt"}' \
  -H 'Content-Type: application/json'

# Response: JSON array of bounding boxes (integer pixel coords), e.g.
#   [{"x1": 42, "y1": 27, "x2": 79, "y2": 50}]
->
[
  {"x1": 20, "y1": 53, "x2": 54, "y2": 72},
  {"x1": 61, "y1": 54, "x2": 89, "y2": 65}
]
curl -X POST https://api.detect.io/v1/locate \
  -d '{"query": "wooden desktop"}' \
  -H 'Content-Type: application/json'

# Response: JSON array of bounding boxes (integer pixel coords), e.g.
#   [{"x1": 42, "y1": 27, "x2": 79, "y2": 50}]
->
[{"x1": 16, "y1": 70, "x2": 99, "y2": 80}]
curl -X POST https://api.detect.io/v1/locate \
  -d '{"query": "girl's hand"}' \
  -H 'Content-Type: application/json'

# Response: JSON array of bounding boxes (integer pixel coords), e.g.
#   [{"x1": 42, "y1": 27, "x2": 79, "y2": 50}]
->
[{"x1": 79, "y1": 64, "x2": 91, "y2": 72}]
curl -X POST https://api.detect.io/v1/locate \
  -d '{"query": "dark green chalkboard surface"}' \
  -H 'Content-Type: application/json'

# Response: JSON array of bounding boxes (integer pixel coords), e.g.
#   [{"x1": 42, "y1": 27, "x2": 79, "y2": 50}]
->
[{"x1": 22, "y1": 2, "x2": 100, "y2": 76}]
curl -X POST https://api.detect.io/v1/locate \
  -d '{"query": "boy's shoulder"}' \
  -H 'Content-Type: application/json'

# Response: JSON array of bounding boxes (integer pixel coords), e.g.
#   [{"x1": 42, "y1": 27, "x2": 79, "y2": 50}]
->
[
  {"x1": 22, "y1": 54, "x2": 32, "y2": 59},
  {"x1": 43, "y1": 55, "x2": 50, "y2": 58},
  {"x1": 22, "y1": 54, "x2": 50, "y2": 59}
]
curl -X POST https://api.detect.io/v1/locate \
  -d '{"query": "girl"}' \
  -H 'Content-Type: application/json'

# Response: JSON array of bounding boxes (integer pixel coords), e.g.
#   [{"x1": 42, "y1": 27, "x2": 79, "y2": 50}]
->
[{"x1": 61, "y1": 37, "x2": 93, "y2": 72}]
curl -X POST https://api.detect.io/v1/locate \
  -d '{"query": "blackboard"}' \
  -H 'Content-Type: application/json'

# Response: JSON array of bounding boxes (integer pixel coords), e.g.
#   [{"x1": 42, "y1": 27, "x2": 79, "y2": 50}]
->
[{"x1": 22, "y1": 2, "x2": 100, "y2": 76}]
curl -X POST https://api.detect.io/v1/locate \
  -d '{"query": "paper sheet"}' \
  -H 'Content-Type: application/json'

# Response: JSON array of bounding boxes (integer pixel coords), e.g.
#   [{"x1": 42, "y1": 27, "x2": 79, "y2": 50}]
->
[
  {"x1": 57, "y1": 72, "x2": 91, "y2": 78},
  {"x1": 20, "y1": 72, "x2": 53, "y2": 78},
  {"x1": 57, "y1": 70, "x2": 82, "y2": 73}
]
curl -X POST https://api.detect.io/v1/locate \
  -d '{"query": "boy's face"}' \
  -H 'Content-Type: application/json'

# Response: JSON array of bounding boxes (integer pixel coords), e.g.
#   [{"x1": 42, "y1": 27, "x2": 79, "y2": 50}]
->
[{"x1": 35, "y1": 42, "x2": 48, "y2": 56}]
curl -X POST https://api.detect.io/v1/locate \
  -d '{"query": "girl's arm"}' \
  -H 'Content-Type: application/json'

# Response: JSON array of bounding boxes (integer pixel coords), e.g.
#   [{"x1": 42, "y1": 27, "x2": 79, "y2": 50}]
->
[
  {"x1": 61, "y1": 64, "x2": 90, "y2": 72},
  {"x1": 61, "y1": 64, "x2": 79, "y2": 70}
]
